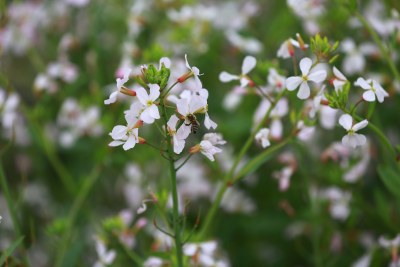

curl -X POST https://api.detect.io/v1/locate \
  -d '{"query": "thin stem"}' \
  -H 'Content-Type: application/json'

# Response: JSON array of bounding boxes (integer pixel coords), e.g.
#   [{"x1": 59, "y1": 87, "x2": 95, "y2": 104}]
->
[
  {"x1": 161, "y1": 81, "x2": 179, "y2": 99},
  {"x1": 55, "y1": 166, "x2": 101, "y2": 267},
  {"x1": 175, "y1": 154, "x2": 193, "y2": 172},
  {"x1": 349, "y1": 98, "x2": 364, "y2": 115},
  {"x1": 144, "y1": 140, "x2": 166, "y2": 152},
  {"x1": 355, "y1": 11, "x2": 400, "y2": 82},
  {"x1": 160, "y1": 102, "x2": 184, "y2": 267},
  {"x1": 197, "y1": 90, "x2": 286, "y2": 239},
  {"x1": 253, "y1": 84, "x2": 273, "y2": 102},
  {"x1": 0, "y1": 161, "x2": 31, "y2": 267}
]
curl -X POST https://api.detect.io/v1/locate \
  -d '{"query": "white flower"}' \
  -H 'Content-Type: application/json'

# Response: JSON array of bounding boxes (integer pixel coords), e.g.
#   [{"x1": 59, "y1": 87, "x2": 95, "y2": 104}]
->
[
  {"x1": 355, "y1": 77, "x2": 389, "y2": 103},
  {"x1": 167, "y1": 114, "x2": 191, "y2": 154},
  {"x1": 379, "y1": 235, "x2": 400, "y2": 249},
  {"x1": 109, "y1": 108, "x2": 142, "y2": 150},
  {"x1": 184, "y1": 54, "x2": 202, "y2": 89},
  {"x1": 143, "y1": 257, "x2": 164, "y2": 267},
  {"x1": 340, "y1": 39, "x2": 378, "y2": 75},
  {"x1": 268, "y1": 68, "x2": 286, "y2": 91},
  {"x1": 104, "y1": 68, "x2": 132, "y2": 105},
  {"x1": 273, "y1": 166, "x2": 294, "y2": 192},
  {"x1": 93, "y1": 239, "x2": 116, "y2": 267},
  {"x1": 136, "y1": 84, "x2": 161, "y2": 124},
  {"x1": 332, "y1": 66, "x2": 347, "y2": 93},
  {"x1": 277, "y1": 38, "x2": 303, "y2": 58},
  {"x1": 198, "y1": 140, "x2": 222, "y2": 161},
  {"x1": 219, "y1": 56, "x2": 257, "y2": 87},
  {"x1": 255, "y1": 128, "x2": 271, "y2": 148},
  {"x1": 183, "y1": 241, "x2": 218, "y2": 266},
  {"x1": 339, "y1": 114, "x2": 368, "y2": 148},
  {"x1": 286, "y1": 57, "x2": 327, "y2": 99},
  {"x1": 202, "y1": 133, "x2": 226, "y2": 146}
]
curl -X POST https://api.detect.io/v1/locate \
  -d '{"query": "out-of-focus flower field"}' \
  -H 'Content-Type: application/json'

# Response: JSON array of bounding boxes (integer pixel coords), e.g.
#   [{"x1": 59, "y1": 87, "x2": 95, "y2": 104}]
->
[{"x1": 1, "y1": 0, "x2": 400, "y2": 266}]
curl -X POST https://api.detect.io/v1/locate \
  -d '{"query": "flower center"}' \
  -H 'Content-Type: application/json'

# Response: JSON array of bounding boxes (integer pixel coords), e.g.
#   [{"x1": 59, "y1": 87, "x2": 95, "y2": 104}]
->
[
  {"x1": 146, "y1": 100, "x2": 153, "y2": 107},
  {"x1": 302, "y1": 75, "x2": 308, "y2": 82}
]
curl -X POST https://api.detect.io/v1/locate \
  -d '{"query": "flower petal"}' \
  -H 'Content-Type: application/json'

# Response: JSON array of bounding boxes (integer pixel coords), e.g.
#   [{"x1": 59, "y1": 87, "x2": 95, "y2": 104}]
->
[
  {"x1": 123, "y1": 134, "x2": 137, "y2": 150},
  {"x1": 308, "y1": 70, "x2": 327, "y2": 83},
  {"x1": 148, "y1": 104, "x2": 160, "y2": 119},
  {"x1": 286, "y1": 77, "x2": 302, "y2": 91},
  {"x1": 352, "y1": 119, "x2": 368, "y2": 131},
  {"x1": 241, "y1": 56, "x2": 256, "y2": 74},
  {"x1": 135, "y1": 87, "x2": 149, "y2": 105},
  {"x1": 148, "y1": 84, "x2": 160, "y2": 101},
  {"x1": 299, "y1": 57, "x2": 312, "y2": 75},
  {"x1": 159, "y1": 57, "x2": 171, "y2": 69},
  {"x1": 219, "y1": 71, "x2": 239, "y2": 83},
  {"x1": 297, "y1": 82, "x2": 310, "y2": 99},
  {"x1": 333, "y1": 66, "x2": 347, "y2": 81},
  {"x1": 362, "y1": 90, "x2": 376, "y2": 102},
  {"x1": 338, "y1": 114, "x2": 353, "y2": 131},
  {"x1": 355, "y1": 77, "x2": 371, "y2": 90}
]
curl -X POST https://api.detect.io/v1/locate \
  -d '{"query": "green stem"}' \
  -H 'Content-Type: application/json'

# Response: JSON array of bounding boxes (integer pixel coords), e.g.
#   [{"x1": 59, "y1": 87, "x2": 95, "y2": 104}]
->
[
  {"x1": 23, "y1": 108, "x2": 76, "y2": 195},
  {"x1": 55, "y1": 166, "x2": 101, "y2": 267},
  {"x1": 0, "y1": 161, "x2": 31, "y2": 267},
  {"x1": 347, "y1": 110, "x2": 397, "y2": 159},
  {"x1": 355, "y1": 11, "x2": 400, "y2": 82},
  {"x1": 175, "y1": 154, "x2": 192, "y2": 172},
  {"x1": 160, "y1": 103, "x2": 184, "y2": 267},
  {"x1": 197, "y1": 90, "x2": 286, "y2": 239}
]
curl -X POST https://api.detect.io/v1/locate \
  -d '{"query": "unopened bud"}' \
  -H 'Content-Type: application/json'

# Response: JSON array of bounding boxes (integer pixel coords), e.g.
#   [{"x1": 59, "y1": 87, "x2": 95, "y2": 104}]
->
[
  {"x1": 248, "y1": 79, "x2": 255, "y2": 87},
  {"x1": 320, "y1": 99, "x2": 329, "y2": 106},
  {"x1": 120, "y1": 87, "x2": 137, "y2": 97},
  {"x1": 296, "y1": 33, "x2": 307, "y2": 51},
  {"x1": 189, "y1": 144, "x2": 201, "y2": 154},
  {"x1": 178, "y1": 71, "x2": 193, "y2": 83},
  {"x1": 138, "y1": 137, "x2": 146, "y2": 144},
  {"x1": 287, "y1": 40, "x2": 295, "y2": 57},
  {"x1": 134, "y1": 120, "x2": 144, "y2": 128}
]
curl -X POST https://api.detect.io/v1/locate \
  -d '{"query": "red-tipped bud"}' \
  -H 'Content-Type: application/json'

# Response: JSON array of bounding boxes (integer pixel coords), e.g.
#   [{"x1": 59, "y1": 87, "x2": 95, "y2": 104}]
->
[
  {"x1": 134, "y1": 120, "x2": 144, "y2": 128},
  {"x1": 177, "y1": 71, "x2": 193, "y2": 83},
  {"x1": 296, "y1": 33, "x2": 306, "y2": 51},
  {"x1": 138, "y1": 137, "x2": 146, "y2": 144},
  {"x1": 248, "y1": 79, "x2": 255, "y2": 87},
  {"x1": 320, "y1": 99, "x2": 329, "y2": 106},
  {"x1": 287, "y1": 40, "x2": 295, "y2": 57},
  {"x1": 189, "y1": 144, "x2": 201, "y2": 154},
  {"x1": 120, "y1": 87, "x2": 137, "y2": 97}
]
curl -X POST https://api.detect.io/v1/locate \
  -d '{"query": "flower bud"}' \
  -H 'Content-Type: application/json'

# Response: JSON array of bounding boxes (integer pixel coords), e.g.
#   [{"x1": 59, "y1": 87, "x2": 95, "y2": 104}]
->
[
  {"x1": 287, "y1": 40, "x2": 295, "y2": 57},
  {"x1": 120, "y1": 87, "x2": 137, "y2": 97},
  {"x1": 189, "y1": 144, "x2": 201, "y2": 154},
  {"x1": 138, "y1": 137, "x2": 146, "y2": 144},
  {"x1": 296, "y1": 33, "x2": 306, "y2": 51},
  {"x1": 178, "y1": 71, "x2": 193, "y2": 83}
]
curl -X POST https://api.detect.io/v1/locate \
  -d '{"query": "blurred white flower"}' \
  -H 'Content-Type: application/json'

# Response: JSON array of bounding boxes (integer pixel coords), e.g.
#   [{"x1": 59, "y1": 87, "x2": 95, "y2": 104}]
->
[
  {"x1": 255, "y1": 128, "x2": 271, "y2": 148},
  {"x1": 355, "y1": 77, "x2": 389, "y2": 103},
  {"x1": 93, "y1": 239, "x2": 116, "y2": 267},
  {"x1": 219, "y1": 56, "x2": 257, "y2": 87},
  {"x1": 109, "y1": 107, "x2": 142, "y2": 150},
  {"x1": 339, "y1": 114, "x2": 368, "y2": 148},
  {"x1": 104, "y1": 68, "x2": 133, "y2": 105}
]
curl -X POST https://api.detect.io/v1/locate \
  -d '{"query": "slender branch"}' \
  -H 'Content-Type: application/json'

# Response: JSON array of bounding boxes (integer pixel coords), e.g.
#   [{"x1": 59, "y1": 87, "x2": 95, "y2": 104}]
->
[
  {"x1": 0, "y1": 161, "x2": 31, "y2": 267},
  {"x1": 55, "y1": 166, "x2": 101, "y2": 267},
  {"x1": 197, "y1": 89, "x2": 287, "y2": 239},
  {"x1": 161, "y1": 80, "x2": 179, "y2": 99},
  {"x1": 175, "y1": 154, "x2": 193, "y2": 172},
  {"x1": 153, "y1": 219, "x2": 175, "y2": 238},
  {"x1": 355, "y1": 11, "x2": 400, "y2": 82},
  {"x1": 160, "y1": 101, "x2": 184, "y2": 267}
]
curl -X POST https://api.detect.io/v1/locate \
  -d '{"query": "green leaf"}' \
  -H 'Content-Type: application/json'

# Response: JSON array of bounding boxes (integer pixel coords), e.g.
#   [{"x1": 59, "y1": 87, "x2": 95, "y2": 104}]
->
[
  {"x1": 0, "y1": 236, "x2": 24, "y2": 265},
  {"x1": 378, "y1": 165, "x2": 400, "y2": 198}
]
